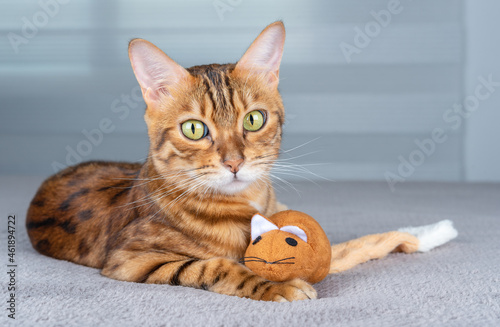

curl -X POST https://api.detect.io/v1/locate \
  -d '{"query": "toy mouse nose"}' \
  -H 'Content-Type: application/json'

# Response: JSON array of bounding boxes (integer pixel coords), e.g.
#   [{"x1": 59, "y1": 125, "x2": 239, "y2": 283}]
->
[{"x1": 223, "y1": 158, "x2": 244, "y2": 173}]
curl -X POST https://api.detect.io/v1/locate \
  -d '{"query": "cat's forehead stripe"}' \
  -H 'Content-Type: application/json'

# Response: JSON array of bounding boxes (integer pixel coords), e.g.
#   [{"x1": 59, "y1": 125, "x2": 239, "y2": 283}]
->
[
  {"x1": 188, "y1": 64, "x2": 240, "y2": 127},
  {"x1": 205, "y1": 69, "x2": 227, "y2": 107},
  {"x1": 205, "y1": 72, "x2": 236, "y2": 126},
  {"x1": 202, "y1": 79, "x2": 218, "y2": 120}
]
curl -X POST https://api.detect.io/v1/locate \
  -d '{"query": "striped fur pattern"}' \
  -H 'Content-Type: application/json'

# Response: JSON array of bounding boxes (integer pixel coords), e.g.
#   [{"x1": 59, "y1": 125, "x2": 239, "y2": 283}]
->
[{"x1": 26, "y1": 22, "x2": 317, "y2": 302}]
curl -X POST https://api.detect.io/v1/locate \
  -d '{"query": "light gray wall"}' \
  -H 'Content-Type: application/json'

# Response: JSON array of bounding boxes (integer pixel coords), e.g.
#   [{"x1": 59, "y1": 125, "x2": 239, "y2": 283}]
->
[
  {"x1": 0, "y1": 0, "x2": 475, "y2": 186},
  {"x1": 464, "y1": 0, "x2": 500, "y2": 182}
]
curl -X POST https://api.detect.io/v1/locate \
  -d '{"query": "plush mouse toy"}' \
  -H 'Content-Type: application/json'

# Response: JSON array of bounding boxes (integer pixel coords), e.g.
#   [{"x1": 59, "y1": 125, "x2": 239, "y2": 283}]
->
[{"x1": 241, "y1": 210, "x2": 458, "y2": 284}]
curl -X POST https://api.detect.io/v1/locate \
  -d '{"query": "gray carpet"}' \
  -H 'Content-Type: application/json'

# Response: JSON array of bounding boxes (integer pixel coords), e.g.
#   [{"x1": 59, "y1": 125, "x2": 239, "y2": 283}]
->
[{"x1": 1, "y1": 176, "x2": 499, "y2": 327}]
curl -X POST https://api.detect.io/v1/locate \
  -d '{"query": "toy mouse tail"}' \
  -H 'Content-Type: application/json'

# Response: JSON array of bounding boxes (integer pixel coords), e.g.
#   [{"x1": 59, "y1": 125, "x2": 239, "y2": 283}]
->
[
  {"x1": 398, "y1": 219, "x2": 458, "y2": 252},
  {"x1": 329, "y1": 220, "x2": 458, "y2": 274}
]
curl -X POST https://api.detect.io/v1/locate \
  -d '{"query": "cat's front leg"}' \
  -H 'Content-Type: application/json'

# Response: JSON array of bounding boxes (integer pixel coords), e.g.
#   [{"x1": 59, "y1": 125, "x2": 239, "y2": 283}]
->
[{"x1": 102, "y1": 252, "x2": 316, "y2": 302}]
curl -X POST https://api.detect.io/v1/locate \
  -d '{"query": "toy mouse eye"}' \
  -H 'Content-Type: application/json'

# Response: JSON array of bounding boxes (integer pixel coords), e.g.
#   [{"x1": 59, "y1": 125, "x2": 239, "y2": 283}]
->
[
  {"x1": 252, "y1": 235, "x2": 262, "y2": 245},
  {"x1": 285, "y1": 237, "x2": 298, "y2": 246}
]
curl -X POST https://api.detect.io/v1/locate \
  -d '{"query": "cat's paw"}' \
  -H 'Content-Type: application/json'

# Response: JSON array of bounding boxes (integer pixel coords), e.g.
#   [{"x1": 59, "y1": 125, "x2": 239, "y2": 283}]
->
[{"x1": 260, "y1": 278, "x2": 317, "y2": 302}]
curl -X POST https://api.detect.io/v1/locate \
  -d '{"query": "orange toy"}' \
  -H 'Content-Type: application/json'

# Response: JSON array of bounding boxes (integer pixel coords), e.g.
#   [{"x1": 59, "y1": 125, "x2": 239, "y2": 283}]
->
[{"x1": 242, "y1": 210, "x2": 458, "y2": 284}]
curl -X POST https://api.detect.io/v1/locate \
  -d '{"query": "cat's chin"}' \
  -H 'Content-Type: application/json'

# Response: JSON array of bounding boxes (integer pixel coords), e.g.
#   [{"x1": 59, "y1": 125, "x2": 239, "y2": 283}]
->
[{"x1": 216, "y1": 179, "x2": 252, "y2": 195}]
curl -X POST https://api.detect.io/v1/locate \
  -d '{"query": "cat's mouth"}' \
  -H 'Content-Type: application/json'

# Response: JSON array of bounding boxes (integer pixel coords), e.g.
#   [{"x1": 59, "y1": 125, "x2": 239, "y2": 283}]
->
[
  {"x1": 231, "y1": 175, "x2": 244, "y2": 183},
  {"x1": 207, "y1": 163, "x2": 267, "y2": 195},
  {"x1": 210, "y1": 168, "x2": 257, "y2": 195}
]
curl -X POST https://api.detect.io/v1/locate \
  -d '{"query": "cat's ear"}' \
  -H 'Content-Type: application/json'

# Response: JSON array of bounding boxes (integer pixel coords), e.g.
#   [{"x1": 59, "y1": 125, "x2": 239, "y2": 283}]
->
[
  {"x1": 234, "y1": 21, "x2": 285, "y2": 88},
  {"x1": 128, "y1": 39, "x2": 191, "y2": 103}
]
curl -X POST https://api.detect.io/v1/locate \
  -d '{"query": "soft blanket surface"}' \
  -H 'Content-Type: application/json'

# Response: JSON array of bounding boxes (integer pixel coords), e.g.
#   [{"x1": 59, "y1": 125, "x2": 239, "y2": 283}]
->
[{"x1": 1, "y1": 176, "x2": 499, "y2": 327}]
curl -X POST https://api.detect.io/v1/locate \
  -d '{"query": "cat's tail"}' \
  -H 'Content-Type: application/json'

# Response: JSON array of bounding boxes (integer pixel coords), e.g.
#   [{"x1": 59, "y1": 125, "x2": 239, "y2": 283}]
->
[{"x1": 329, "y1": 220, "x2": 458, "y2": 274}]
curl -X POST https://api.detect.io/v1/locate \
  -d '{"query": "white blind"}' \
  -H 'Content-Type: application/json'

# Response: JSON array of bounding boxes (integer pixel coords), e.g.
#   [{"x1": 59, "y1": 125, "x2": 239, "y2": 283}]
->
[{"x1": 0, "y1": 0, "x2": 463, "y2": 182}]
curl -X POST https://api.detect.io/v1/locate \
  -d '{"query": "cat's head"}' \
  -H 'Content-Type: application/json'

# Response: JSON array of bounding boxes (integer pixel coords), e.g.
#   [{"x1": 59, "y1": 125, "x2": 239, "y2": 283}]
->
[{"x1": 128, "y1": 22, "x2": 286, "y2": 195}]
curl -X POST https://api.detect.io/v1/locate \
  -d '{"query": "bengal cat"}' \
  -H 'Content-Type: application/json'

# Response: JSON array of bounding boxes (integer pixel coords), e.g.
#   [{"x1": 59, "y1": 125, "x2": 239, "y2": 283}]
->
[{"x1": 26, "y1": 21, "x2": 316, "y2": 302}]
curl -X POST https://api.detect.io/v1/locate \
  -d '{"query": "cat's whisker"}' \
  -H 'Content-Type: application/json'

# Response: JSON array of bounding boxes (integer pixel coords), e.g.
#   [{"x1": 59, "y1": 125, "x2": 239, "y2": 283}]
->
[
  {"x1": 275, "y1": 162, "x2": 330, "y2": 168},
  {"x1": 272, "y1": 170, "x2": 319, "y2": 185},
  {"x1": 170, "y1": 179, "x2": 210, "y2": 205},
  {"x1": 110, "y1": 175, "x2": 161, "y2": 182},
  {"x1": 254, "y1": 155, "x2": 334, "y2": 183},
  {"x1": 272, "y1": 162, "x2": 334, "y2": 183},
  {"x1": 279, "y1": 137, "x2": 322, "y2": 155},
  {"x1": 114, "y1": 170, "x2": 163, "y2": 180},
  {"x1": 271, "y1": 163, "x2": 322, "y2": 176},
  {"x1": 275, "y1": 150, "x2": 322, "y2": 162},
  {"x1": 253, "y1": 151, "x2": 280, "y2": 161},
  {"x1": 252, "y1": 139, "x2": 322, "y2": 166},
  {"x1": 252, "y1": 138, "x2": 321, "y2": 163},
  {"x1": 130, "y1": 152, "x2": 157, "y2": 163},
  {"x1": 252, "y1": 152, "x2": 318, "y2": 169},
  {"x1": 112, "y1": 161, "x2": 213, "y2": 186},
  {"x1": 118, "y1": 172, "x2": 207, "y2": 210},
  {"x1": 119, "y1": 172, "x2": 191, "y2": 202},
  {"x1": 269, "y1": 173, "x2": 301, "y2": 196},
  {"x1": 120, "y1": 182, "x2": 179, "y2": 210},
  {"x1": 109, "y1": 177, "x2": 164, "y2": 189},
  {"x1": 118, "y1": 184, "x2": 176, "y2": 211},
  {"x1": 155, "y1": 184, "x2": 208, "y2": 221},
  {"x1": 140, "y1": 174, "x2": 206, "y2": 205},
  {"x1": 149, "y1": 178, "x2": 210, "y2": 221},
  {"x1": 255, "y1": 174, "x2": 286, "y2": 193}
]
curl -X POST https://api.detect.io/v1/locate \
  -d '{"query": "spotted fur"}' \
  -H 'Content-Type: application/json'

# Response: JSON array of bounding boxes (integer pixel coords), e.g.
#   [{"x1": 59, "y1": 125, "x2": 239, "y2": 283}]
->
[{"x1": 26, "y1": 22, "x2": 316, "y2": 302}]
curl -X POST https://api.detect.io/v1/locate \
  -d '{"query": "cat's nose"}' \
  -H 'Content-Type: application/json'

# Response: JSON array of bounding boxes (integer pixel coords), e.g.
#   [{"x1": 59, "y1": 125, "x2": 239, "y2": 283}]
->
[{"x1": 223, "y1": 158, "x2": 244, "y2": 174}]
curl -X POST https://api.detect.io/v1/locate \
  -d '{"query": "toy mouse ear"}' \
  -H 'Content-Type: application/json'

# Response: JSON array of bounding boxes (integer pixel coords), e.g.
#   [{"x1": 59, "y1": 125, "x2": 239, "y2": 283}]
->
[
  {"x1": 251, "y1": 214, "x2": 278, "y2": 241},
  {"x1": 280, "y1": 225, "x2": 308, "y2": 243}
]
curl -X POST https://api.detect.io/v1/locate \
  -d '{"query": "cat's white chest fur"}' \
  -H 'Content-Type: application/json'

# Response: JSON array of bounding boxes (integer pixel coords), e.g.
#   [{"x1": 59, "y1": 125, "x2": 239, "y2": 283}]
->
[{"x1": 248, "y1": 200, "x2": 264, "y2": 212}]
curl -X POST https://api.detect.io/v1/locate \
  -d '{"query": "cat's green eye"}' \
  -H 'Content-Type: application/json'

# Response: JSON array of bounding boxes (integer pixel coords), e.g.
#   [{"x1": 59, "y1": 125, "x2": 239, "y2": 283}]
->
[
  {"x1": 181, "y1": 120, "x2": 208, "y2": 140},
  {"x1": 243, "y1": 110, "x2": 265, "y2": 132}
]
